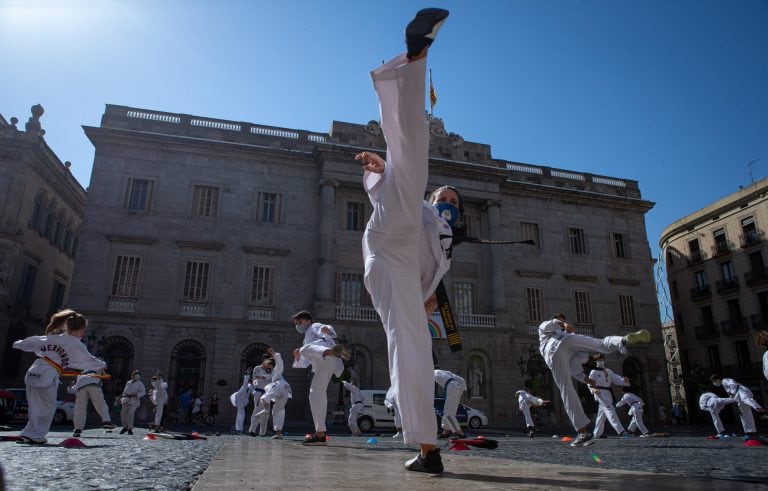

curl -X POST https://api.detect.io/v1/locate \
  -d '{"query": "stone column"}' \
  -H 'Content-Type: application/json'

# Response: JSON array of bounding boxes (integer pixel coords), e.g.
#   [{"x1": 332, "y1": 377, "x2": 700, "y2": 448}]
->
[
  {"x1": 314, "y1": 180, "x2": 338, "y2": 318},
  {"x1": 485, "y1": 200, "x2": 508, "y2": 322}
]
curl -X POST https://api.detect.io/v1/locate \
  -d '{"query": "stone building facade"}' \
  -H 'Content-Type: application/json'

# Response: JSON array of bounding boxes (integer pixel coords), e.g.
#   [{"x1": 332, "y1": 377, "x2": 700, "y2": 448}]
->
[
  {"x1": 68, "y1": 104, "x2": 667, "y2": 427},
  {"x1": 0, "y1": 106, "x2": 85, "y2": 386},
  {"x1": 660, "y1": 180, "x2": 768, "y2": 420}
]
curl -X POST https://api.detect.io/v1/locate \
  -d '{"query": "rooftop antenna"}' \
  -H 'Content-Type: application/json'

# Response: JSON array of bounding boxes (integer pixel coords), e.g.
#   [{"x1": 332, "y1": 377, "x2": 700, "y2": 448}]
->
[{"x1": 747, "y1": 158, "x2": 760, "y2": 185}]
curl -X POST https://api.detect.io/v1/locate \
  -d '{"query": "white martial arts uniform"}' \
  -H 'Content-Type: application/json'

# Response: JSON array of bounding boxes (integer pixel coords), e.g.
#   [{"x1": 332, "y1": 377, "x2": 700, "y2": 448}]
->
[
  {"x1": 294, "y1": 324, "x2": 344, "y2": 434},
  {"x1": 435, "y1": 370, "x2": 466, "y2": 434},
  {"x1": 248, "y1": 366, "x2": 271, "y2": 436},
  {"x1": 150, "y1": 378, "x2": 168, "y2": 428},
  {"x1": 230, "y1": 373, "x2": 251, "y2": 433},
  {"x1": 616, "y1": 392, "x2": 649, "y2": 436},
  {"x1": 763, "y1": 351, "x2": 768, "y2": 381},
  {"x1": 343, "y1": 381, "x2": 363, "y2": 435},
  {"x1": 699, "y1": 392, "x2": 736, "y2": 435},
  {"x1": 385, "y1": 387, "x2": 403, "y2": 430},
  {"x1": 258, "y1": 353, "x2": 291, "y2": 432},
  {"x1": 589, "y1": 367, "x2": 628, "y2": 438},
  {"x1": 720, "y1": 378, "x2": 763, "y2": 434},
  {"x1": 517, "y1": 390, "x2": 545, "y2": 429},
  {"x1": 68, "y1": 373, "x2": 112, "y2": 430},
  {"x1": 362, "y1": 53, "x2": 452, "y2": 447},
  {"x1": 538, "y1": 318, "x2": 626, "y2": 431},
  {"x1": 13, "y1": 333, "x2": 106, "y2": 440},
  {"x1": 120, "y1": 377, "x2": 146, "y2": 430}
]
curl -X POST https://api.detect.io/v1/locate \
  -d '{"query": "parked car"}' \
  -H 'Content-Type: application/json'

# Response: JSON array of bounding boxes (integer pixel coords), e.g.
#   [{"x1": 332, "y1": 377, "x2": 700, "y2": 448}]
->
[
  {"x1": 4, "y1": 388, "x2": 75, "y2": 425},
  {"x1": 355, "y1": 389, "x2": 489, "y2": 433}
]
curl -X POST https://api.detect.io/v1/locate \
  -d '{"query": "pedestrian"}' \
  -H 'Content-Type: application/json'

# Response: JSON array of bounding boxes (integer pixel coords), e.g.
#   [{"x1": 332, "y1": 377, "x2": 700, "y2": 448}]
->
[
  {"x1": 538, "y1": 313, "x2": 650, "y2": 447},
  {"x1": 356, "y1": 7, "x2": 454, "y2": 473},
  {"x1": 192, "y1": 393, "x2": 203, "y2": 419},
  {"x1": 658, "y1": 402, "x2": 667, "y2": 427},
  {"x1": 255, "y1": 350, "x2": 291, "y2": 440},
  {"x1": 231, "y1": 369, "x2": 251, "y2": 434},
  {"x1": 67, "y1": 369, "x2": 115, "y2": 437},
  {"x1": 291, "y1": 310, "x2": 351, "y2": 446},
  {"x1": 342, "y1": 380, "x2": 363, "y2": 436},
  {"x1": 385, "y1": 387, "x2": 403, "y2": 439},
  {"x1": 119, "y1": 369, "x2": 146, "y2": 435},
  {"x1": 149, "y1": 372, "x2": 168, "y2": 433},
  {"x1": 710, "y1": 373, "x2": 767, "y2": 440},
  {"x1": 13, "y1": 309, "x2": 106, "y2": 444},
  {"x1": 589, "y1": 354, "x2": 631, "y2": 439},
  {"x1": 616, "y1": 388, "x2": 651, "y2": 437},
  {"x1": 757, "y1": 330, "x2": 768, "y2": 382},
  {"x1": 435, "y1": 369, "x2": 467, "y2": 439},
  {"x1": 698, "y1": 391, "x2": 737, "y2": 438},
  {"x1": 178, "y1": 388, "x2": 192, "y2": 421},
  {"x1": 515, "y1": 389, "x2": 550, "y2": 438},
  {"x1": 208, "y1": 392, "x2": 219, "y2": 425},
  {"x1": 671, "y1": 404, "x2": 682, "y2": 426},
  {"x1": 248, "y1": 353, "x2": 274, "y2": 437}
]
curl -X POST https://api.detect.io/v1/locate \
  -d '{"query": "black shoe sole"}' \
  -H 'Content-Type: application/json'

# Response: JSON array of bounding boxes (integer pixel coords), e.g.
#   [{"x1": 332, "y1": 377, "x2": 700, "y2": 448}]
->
[{"x1": 405, "y1": 8, "x2": 450, "y2": 58}]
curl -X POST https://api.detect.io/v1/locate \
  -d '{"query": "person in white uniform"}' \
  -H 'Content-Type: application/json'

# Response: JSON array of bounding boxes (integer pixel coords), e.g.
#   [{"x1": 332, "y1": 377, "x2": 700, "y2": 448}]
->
[
  {"x1": 149, "y1": 373, "x2": 168, "y2": 433},
  {"x1": 698, "y1": 391, "x2": 737, "y2": 437},
  {"x1": 248, "y1": 353, "x2": 273, "y2": 437},
  {"x1": 710, "y1": 374, "x2": 767, "y2": 438},
  {"x1": 356, "y1": 7, "x2": 454, "y2": 474},
  {"x1": 119, "y1": 370, "x2": 146, "y2": 435},
  {"x1": 342, "y1": 380, "x2": 364, "y2": 436},
  {"x1": 434, "y1": 369, "x2": 467, "y2": 439},
  {"x1": 757, "y1": 330, "x2": 768, "y2": 382},
  {"x1": 292, "y1": 310, "x2": 350, "y2": 446},
  {"x1": 13, "y1": 310, "x2": 106, "y2": 444},
  {"x1": 67, "y1": 369, "x2": 115, "y2": 437},
  {"x1": 515, "y1": 390, "x2": 550, "y2": 437},
  {"x1": 538, "y1": 313, "x2": 650, "y2": 447},
  {"x1": 231, "y1": 369, "x2": 252, "y2": 434},
  {"x1": 616, "y1": 388, "x2": 651, "y2": 437},
  {"x1": 589, "y1": 354, "x2": 631, "y2": 439},
  {"x1": 256, "y1": 350, "x2": 291, "y2": 439},
  {"x1": 385, "y1": 386, "x2": 403, "y2": 439}
]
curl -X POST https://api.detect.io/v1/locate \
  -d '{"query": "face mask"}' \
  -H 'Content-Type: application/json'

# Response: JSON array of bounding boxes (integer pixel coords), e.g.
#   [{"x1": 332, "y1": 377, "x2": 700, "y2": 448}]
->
[
  {"x1": 596, "y1": 361, "x2": 605, "y2": 368},
  {"x1": 435, "y1": 202, "x2": 459, "y2": 227},
  {"x1": 295, "y1": 322, "x2": 309, "y2": 334},
  {"x1": 713, "y1": 382, "x2": 721, "y2": 387},
  {"x1": 133, "y1": 375, "x2": 141, "y2": 381}
]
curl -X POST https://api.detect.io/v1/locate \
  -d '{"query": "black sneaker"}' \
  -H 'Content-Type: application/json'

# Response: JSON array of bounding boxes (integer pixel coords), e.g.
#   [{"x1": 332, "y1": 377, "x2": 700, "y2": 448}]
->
[
  {"x1": 405, "y1": 448, "x2": 444, "y2": 473},
  {"x1": 271, "y1": 432, "x2": 283, "y2": 440},
  {"x1": 330, "y1": 344, "x2": 351, "y2": 360},
  {"x1": 127, "y1": 429, "x2": 134, "y2": 435},
  {"x1": 405, "y1": 8, "x2": 450, "y2": 59},
  {"x1": 302, "y1": 434, "x2": 328, "y2": 446},
  {"x1": 102, "y1": 422, "x2": 116, "y2": 431},
  {"x1": 249, "y1": 432, "x2": 257, "y2": 437},
  {"x1": 619, "y1": 430, "x2": 632, "y2": 438},
  {"x1": 72, "y1": 429, "x2": 82, "y2": 437},
  {"x1": 527, "y1": 430, "x2": 535, "y2": 438},
  {"x1": 119, "y1": 427, "x2": 128, "y2": 435},
  {"x1": 570, "y1": 432, "x2": 596, "y2": 447}
]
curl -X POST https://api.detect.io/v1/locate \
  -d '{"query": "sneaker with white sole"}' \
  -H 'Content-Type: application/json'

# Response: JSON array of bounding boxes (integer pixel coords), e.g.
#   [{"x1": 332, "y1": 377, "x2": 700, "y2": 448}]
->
[
  {"x1": 72, "y1": 429, "x2": 82, "y2": 437},
  {"x1": 623, "y1": 329, "x2": 651, "y2": 345},
  {"x1": 392, "y1": 431, "x2": 402, "y2": 439},
  {"x1": 405, "y1": 448, "x2": 444, "y2": 473},
  {"x1": 405, "y1": 8, "x2": 450, "y2": 59},
  {"x1": 570, "y1": 432, "x2": 596, "y2": 447},
  {"x1": 330, "y1": 344, "x2": 351, "y2": 360},
  {"x1": 301, "y1": 434, "x2": 328, "y2": 446}
]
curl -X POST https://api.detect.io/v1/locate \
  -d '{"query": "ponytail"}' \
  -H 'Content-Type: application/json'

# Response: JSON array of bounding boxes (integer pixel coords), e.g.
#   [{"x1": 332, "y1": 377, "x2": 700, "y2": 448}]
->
[{"x1": 45, "y1": 309, "x2": 87, "y2": 335}]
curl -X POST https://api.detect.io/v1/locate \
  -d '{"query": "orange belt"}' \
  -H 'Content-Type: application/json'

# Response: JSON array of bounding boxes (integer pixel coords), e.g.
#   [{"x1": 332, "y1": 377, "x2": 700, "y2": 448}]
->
[{"x1": 43, "y1": 357, "x2": 112, "y2": 379}]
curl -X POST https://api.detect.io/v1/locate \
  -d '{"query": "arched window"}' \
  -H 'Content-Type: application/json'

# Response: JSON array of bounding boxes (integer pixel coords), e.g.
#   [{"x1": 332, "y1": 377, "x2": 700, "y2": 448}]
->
[
  {"x1": 240, "y1": 342, "x2": 269, "y2": 375},
  {"x1": 347, "y1": 344, "x2": 372, "y2": 388},
  {"x1": 100, "y1": 336, "x2": 135, "y2": 398},
  {"x1": 622, "y1": 357, "x2": 645, "y2": 399},
  {"x1": 170, "y1": 340, "x2": 206, "y2": 397}
]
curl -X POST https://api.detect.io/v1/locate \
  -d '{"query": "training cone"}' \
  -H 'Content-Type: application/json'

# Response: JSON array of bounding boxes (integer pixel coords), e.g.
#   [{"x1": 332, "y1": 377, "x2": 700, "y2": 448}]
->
[
  {"x1": 305, "y1": 433, "x2": 313, "y2": 439},
  {"x1": 450, "y1": 442, "x2": 470, "y2": 451},
  {"x1": 560, "y1": 436, "x2": 573, "y2": 443},
  {"x1": 144, "y1": 434, "x2": 157, "y2": 441},
  {"x1": 325, "y1": 435, "x2": 331, "y2": 441},
  {"x1": 366, "y1": 437, "x2": 378, "y2": 444},
  {"x1": 706, "y1": 435, "x2": 717, "y2": 440},
  {"x1": 58, "y1": 438, "x2": 86, "y2": 448},
  {"x1": 745, "y1": 439, "x2": 763, "y2": 447}
]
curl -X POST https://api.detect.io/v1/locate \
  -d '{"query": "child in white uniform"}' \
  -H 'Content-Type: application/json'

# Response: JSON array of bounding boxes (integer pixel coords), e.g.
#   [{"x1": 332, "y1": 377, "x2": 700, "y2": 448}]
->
[
  {"x1": 356, "y1": 7, "x2": 454, "y2": 474},
  {"x1": 385, "y1": 387, "x2": 403, "y2": 438},
  {"x1": 516, "y1": 390, "x2": 550, "y2": 437},
  {"x1": 434, "y1": 369, "x2": 467, "y2": 438},
  {"x1": 67, "y1": 370, "x2": 115, "y2": 436},
  {"x1": 13, "y1": 310, "x2": 106, "y2": 444},
  {"x1": 757, "y1": 330, "x2": 768, "y2": 382},
  {"x1": 149, "y1": 373, "x2": 168, "y2": 433},
  {"x1": 249, "y1": 353, "x2": 273, "y2": 437},
  {"x1": 257, "y1": 351, "x2": 291, "y2": 439},
  {"x1": 342, "y1": 381, "x2": 363, "y2": 436},
  {"x1": 119, "y1": 370, "x2": 146, "y2": 434},
  {"x1": 589, "y1": 354, "x2": 630, "y2": 439},
  {"x1": 231, "y1": 370, "x2": 251, "y2": 434},
  {"x1": 616, "y1": 388, "x2": 651, "y2": 437},
  {"x1": 699, "y1": 391, "x2": 737, "y2": 437},
  {"x1": 710, "y1": 374, "x2": 767, "y2": 438}
]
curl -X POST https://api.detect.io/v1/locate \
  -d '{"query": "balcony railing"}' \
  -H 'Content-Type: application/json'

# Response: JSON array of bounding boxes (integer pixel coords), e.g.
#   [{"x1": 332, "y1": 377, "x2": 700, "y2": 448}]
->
[
  {"x1": 687, "y1": 251, "x2": 707, "y2": 266},
  {"x1": 180, "y1": 302, "x2": 208, "y2": 317},
  {"x1": 690, "y1": 285, "x2": 712, "y2": 301},
  {"x1": 715, "y1": 277, "x2": 740, "y2": 295},
  {"x1": 693, "y1": 324, "x2": 720, "y2": 340},
  {"x1": 247, "y1": 306, "x2": 274, "y2": 321},
  {"x1": 457, "y1": 314, "x2": 496, "y2": 328},
  {"x1": 744, "y1": 269, "x2": 768, "y2": 287},
  {"x1": 335, "y1": 306, "x2": 379, "y2": 322},
  {"x1": 711, "y1": 240, "x2": 733, "y2": 257},
  {"x1": 107, "y1": 297, "x2": 136, "y2": 313},
  {"x1": 720, "y1": 317, "x2": 749, "y2": 335},
  {"x1": 740, "y1": 230, "x2": 764, "y2": 248}
]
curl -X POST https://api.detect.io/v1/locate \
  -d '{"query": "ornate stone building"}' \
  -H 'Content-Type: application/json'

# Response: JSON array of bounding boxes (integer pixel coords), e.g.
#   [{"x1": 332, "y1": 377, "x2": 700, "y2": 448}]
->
[
  {"x1": 660, "y1": 180, "x2": 768, "y2": 420},
  {"x1": 0, "y1": 106, "x2": 85, "y2": 386},
  {"x1": 68, "y1": 104, "x2": 667, "y2": 427}
]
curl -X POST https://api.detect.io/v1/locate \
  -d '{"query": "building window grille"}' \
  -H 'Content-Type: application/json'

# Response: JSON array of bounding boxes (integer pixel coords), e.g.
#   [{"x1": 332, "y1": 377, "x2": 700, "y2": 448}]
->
[
  {"x1": 125, "y1": 178, "x2": 153, "y2": 211},
  {"x1": 618, "y1": 294, "x2": 637, "y2": 328},
  {"x1": 250, "y1": 265, "x2": 276, "y2": 305},
  {"x1": 568, "y1": 227, "x2": 587, "y2": 255},
  {"x1": 193, "y1": 185, "x2": 219, "y2": 217},
  {"x1": 182, "y1": 261, "x2": 210, "y2": 302},
  {"x1": 526, "y1": 287, "x2": 545, "y2": 323},
  {"x1": 346, "y1": 202, "x2": 366, "y2": 231},
  {"x1": 111, "y1": 255, "x2": 142, "y2": 298},
  {"x1": 574, "y1": 290, "x2": 593, "y2": 325}
]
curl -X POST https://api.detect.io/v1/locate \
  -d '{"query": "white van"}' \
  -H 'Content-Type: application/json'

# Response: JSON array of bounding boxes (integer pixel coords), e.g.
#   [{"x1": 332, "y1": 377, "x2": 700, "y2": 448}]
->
[{"x1": 357, "y1": 389, "x2": 395, "y2": 433}]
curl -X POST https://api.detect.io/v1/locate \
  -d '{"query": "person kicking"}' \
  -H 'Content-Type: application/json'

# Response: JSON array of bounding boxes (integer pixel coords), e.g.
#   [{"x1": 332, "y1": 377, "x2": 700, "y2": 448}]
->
[{"x1": 516, "y1": 389, "x2": 550, "y2": 437}]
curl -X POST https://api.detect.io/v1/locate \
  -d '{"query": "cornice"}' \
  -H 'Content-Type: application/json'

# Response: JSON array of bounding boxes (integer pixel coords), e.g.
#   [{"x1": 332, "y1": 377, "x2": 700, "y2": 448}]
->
[
  {"x1": 242, "y1": 246, "x2": 290, "y2": 256},
  {"x1": 176, "y1": 240, "x2": 225, "y2": 251},
  {"x1": 107, "y1": 234, "x2": 157, "y2": 245}
]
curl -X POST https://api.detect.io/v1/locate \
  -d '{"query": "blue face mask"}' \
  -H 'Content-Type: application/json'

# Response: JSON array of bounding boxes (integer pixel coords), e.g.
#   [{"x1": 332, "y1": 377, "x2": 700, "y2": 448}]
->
[{"x1": 435, "y1": 202, "x2": 459, "y2": 227}]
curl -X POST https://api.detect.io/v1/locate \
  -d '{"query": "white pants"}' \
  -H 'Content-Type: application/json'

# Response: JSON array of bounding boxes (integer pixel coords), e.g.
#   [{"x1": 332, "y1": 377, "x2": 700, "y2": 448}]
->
[
  {"x1": 248, "y1": 391, "x2": 269, "y2": 435},
  {"x1": 548, "y1": 334, "x2": 625, "y2": 431},
  {"x1": 708, "y1": 409, "x2": 726, "y2": 434},
  {"x1": 592, "y1": 398, "x2": 625, "y2": 438},
  {"x1": 442, "y1": 383, "x2": 463, "y2": 433},
  {"x1": 736, "y1": 401, "x2": 757, "y2": 433},
  {"x1": 270, "y1": 396, "x2": 288, "y2": 431},
  {"x1": 120, "y1": 402, "x2": 140, "y2": 429},
  {"x1": 364, "y1": 54, "x2": 435, "y2": 447},
  {"x1": 235, "y1": 406, "x2": 247, "y2": 432},
  {"x1": 300, "y1": 343, "x2": 344, "y2": 433},
  {"x1": 74, "y1": 384, "x2": 111, "y2": 429},
  {"x1": 153, "y1": 403, "x2": 165, "y2": 427},
  {"x1": 521, "y1": 405, "x2": 535, "y2": 428},
  {"x1": 21, "y1": 379, "x2": 58, "y2": 440},
  {"x1": 628, "y1": 407, "x2": 649, "y2": 435},
  {"x1": 348, "y1": 402, "x2": 363, "y2": 434}
]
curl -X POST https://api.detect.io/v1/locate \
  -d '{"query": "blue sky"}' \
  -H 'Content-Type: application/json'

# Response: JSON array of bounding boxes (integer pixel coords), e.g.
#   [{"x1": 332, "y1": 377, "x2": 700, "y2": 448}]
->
[{"x1": 2, "y1": 0, "x2": 768, "y2": 318}]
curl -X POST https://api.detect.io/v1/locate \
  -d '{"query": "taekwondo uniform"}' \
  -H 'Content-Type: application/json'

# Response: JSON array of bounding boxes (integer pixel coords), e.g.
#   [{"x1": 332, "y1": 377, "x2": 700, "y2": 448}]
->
[
  {"x1": 68, "y1": 372, "x2": 112, "y2": 430},
  {"x1": 699, "y1": 392, "x2": 736, "y2": 435},
  {"x1": 435, "y1": 370, "x2": 467, "y2": 436},
  {"x1": 14, "y1": 333, "x2": 105, "y2": 441},
  {"x1": 259, "y1": 353, "x2": 292, "y2": 433},
  {"x1": 230, "y1": 372, "x2": 251, "y2": 433},
  {"x1": 120, "y1": 376, "x2": 146, "y2": 432},
  {"x1": 248, "y1": 365, "x2": 271, "y2": 436},
  {"x1": 538, "y1": 317, "x2": 626, "y2": 431},
  {"x1": 385, "y1": 387, "x2": 403, "y2": 436},
  {"x1": 616, "y1": 392, "x2": 650, "y2": 436},
  {"x1": 362, "y1": 53, "x2": 452, "y2": 447},
  {"x1": 516, "y1": 390, "x2": 545, "y2": 433},
  {"x1": 763, "y1": 350, "x2": 768, "y2": 381},
  {"x1": 589, "y1": 367, "x2": 629, "y2": 438},
  {"x1": 720, "y1": 377, "x2": 763, "y2": 434},
  {"x1": 294, "y1": 323, "x2": 343, "y2": 435},
  {"x1": 150, "y1": 377, "x2": 168, "y2": 430},
  {"x1": 343, "y1": 381, "x2": 363, "y2": 435}
]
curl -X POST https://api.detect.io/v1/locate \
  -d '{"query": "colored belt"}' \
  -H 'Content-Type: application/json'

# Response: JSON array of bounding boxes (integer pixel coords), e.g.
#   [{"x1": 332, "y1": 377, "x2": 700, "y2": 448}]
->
[{"x1": 43, "y1": 357, "x2": 111, "y2": 379}]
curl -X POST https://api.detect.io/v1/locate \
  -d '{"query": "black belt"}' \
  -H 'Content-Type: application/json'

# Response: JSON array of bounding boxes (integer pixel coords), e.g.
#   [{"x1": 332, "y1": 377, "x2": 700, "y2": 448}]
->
[
  {"x1": 352, "y1": 400, "x2": 363, "y2": 405},
  {"x1": 436, "y1": 282, "x2": 462, "y2": 352},
  {"x1": 444, "y1": 377, "x2": 456, "y2": 389},
  {"x1": 253, "y1": 388, "x2": 265, "y2": 394}
]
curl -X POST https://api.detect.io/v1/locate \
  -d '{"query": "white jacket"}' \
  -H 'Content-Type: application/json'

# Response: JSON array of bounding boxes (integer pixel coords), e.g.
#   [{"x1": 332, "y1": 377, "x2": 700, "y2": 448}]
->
[
  {"x1": 517, "y1": 391, "x2": 544, "y2": 410},
  {"x1": 14, "y1": 333, "x2": 106, "y2": 387},
  {"x1": 434, "y1": 369, "x2": 467, "y2": 391},
  {"x1": 616, "y1": 392, "x2": 644, "y2": 416}
]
